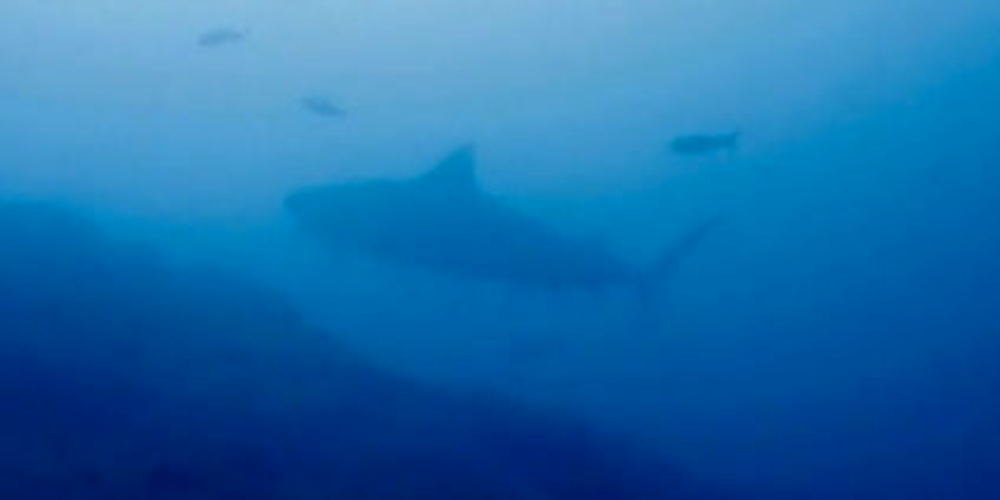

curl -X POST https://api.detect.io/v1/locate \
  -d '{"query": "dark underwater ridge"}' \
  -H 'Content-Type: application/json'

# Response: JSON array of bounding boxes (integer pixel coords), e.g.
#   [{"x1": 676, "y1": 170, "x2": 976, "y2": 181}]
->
[
  {"x1": 0, "y1": 201, "x2": 722, "y2": 499},
  {"x1": 2, "y1": 1, "x2": 1000, "y2": 499}
]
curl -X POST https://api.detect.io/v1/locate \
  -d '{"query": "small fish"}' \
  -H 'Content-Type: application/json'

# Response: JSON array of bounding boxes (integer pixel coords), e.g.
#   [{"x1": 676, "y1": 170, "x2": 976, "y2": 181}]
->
[
  {"x1": 301, "y1": 96, "x2": 346, "y2": 118},
  {"x1": 197, "y1": 28, "x2": 247, "y2": 48},
  {"x1": 670, "y1": 131, "x2": 740, "y2": 156}
]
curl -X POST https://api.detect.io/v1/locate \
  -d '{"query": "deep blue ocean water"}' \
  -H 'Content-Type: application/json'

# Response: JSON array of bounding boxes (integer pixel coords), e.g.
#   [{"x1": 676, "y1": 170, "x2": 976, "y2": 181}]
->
[{"x1": 1, "y1": 1, "x2": 999, "y2": 498}]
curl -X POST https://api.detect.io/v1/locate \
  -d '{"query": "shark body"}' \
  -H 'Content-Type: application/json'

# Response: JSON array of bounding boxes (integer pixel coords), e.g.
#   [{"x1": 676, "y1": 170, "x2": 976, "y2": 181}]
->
[{"x1": 286, "y1": 146, "x2": 719, "y2": 296}]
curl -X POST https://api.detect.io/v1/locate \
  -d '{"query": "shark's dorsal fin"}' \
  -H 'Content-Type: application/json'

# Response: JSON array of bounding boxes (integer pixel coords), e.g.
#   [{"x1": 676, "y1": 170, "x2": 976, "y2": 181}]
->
[{"x1": 419, "y1": 144, "x2": 478, "y2": 193}]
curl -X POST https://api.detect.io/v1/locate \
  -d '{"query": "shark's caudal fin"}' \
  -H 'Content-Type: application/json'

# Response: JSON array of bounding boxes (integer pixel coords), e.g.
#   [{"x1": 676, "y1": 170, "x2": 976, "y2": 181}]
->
[{"x1": 635, "y1": 217, "x2": 725, "y2": 306}]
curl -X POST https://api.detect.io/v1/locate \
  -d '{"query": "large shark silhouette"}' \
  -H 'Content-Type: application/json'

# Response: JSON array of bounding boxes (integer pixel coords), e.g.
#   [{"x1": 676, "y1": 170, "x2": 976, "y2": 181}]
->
[{"x1": 286, "y1": 146, "x2": 720, "y2": 299}]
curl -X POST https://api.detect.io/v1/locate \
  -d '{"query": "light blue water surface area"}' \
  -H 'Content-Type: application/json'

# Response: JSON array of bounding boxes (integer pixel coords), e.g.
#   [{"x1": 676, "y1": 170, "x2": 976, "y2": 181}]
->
[{"x1": 1, "y1": 1, "x2": 999, "y2": 499}]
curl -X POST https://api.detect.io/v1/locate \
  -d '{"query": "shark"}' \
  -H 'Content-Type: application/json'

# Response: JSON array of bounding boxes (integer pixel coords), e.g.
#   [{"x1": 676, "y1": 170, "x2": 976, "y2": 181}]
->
[{"x1": 285, "y1": 146, "x2": 721, "y2": 300}]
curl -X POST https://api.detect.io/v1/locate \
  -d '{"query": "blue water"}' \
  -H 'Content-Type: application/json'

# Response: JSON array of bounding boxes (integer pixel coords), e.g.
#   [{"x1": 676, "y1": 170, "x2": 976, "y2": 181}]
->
[{"x1": 1, "y1": 1, "x2": 999, "y2": 498}]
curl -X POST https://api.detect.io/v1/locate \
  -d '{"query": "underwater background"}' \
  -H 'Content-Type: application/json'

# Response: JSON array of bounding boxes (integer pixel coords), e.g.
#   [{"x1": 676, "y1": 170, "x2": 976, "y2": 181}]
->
[{"x1": 1, "y1": 1, "x2": 999, "y2": 498}]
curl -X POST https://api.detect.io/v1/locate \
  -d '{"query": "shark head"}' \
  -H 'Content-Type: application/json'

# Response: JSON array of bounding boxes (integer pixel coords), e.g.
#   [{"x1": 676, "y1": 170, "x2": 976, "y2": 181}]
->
[{"x1": 285, "y1": 180, "x2": 400, "y2": 248}]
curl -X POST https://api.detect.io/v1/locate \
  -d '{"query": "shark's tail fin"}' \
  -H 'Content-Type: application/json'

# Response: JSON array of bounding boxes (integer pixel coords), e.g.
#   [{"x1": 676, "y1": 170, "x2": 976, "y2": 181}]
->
[{"x1": 635, "y1": 216, "x2": 725, "y2": 307}]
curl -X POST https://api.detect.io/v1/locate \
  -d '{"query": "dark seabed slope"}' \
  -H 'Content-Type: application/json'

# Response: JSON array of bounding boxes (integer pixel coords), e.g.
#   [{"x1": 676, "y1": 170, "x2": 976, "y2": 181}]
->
[{"x1": 0, "y1": 200, "x2": 723, "y2": 499}]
